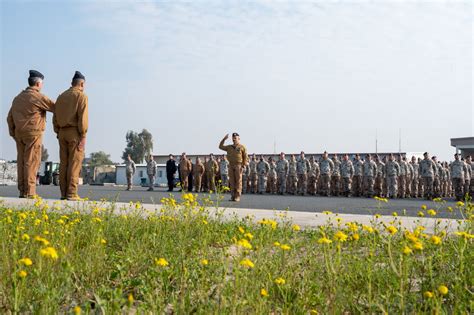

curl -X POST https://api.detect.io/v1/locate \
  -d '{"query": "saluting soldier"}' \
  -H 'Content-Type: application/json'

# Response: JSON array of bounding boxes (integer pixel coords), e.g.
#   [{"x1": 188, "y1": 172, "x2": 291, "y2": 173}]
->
[
  {"x1": 219, "y1": 133, "x2": 248, "y2": 202},
  {"x1": 7, "y1": 70, "x2": 55, "y2": 198},
  {"x1": 53, "y1": 71, "x2": 88, "y2": 200}
]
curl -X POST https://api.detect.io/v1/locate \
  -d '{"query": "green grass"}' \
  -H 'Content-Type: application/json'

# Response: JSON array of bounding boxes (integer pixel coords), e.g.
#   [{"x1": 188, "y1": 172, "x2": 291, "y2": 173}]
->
[{"x1": 0, "y1": 194, "x2": 473, "y2": 314}]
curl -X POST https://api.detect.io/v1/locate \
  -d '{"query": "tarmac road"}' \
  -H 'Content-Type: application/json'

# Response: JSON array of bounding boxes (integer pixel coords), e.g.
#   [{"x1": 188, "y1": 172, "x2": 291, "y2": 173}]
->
[{"x1": 0, "y1": 184, "x2": 464, "y2": 219}]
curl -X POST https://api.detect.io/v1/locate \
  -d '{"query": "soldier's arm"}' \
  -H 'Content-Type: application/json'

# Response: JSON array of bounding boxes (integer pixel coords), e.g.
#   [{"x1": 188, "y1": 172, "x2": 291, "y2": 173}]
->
[
  {"x1": 219, "y1": 138, "x2": 228, "y2": 152},
  {"x1": 78, "y1": 94, "x2": 89, "y2": 138},
  {"x1": 38, "y1": 94, "x2": 55, "y2": 112},
  {"x1": 7, "y1": 108, "x2": 15, "y2": 137},
  {"x1": 132, "y1": 162, "x2": 136, "y2": 174},
  {"x1": 52, "y1": 112, "x2": 59, "y2": 134},
  {"x1": 241, "y1": 146, "x2": 248, "y2": 165}
]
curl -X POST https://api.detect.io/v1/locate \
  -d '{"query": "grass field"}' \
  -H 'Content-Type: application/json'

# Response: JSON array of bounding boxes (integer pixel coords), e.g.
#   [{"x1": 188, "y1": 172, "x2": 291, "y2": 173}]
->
[{"x1": 1, "y1": 194, "x2": 472, "y2": 314}]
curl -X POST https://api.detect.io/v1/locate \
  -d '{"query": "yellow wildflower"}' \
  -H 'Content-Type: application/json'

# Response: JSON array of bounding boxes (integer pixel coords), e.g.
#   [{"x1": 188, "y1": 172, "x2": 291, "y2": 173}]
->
[
  {"x1": 40, "y1": 247, "x2": 59, "y2": 260},
  {"x1": 239, "y1": 258, "x2": 255, "y2": 269},
  {"x1": 386, "y1": 226, "x2": 398, "y2": 235},
  {"x1": 73, "y1": 306, "x2": 81, "y2": 314},
  {"x1": 430, "y1": 235, "x2": 441, "y2": 245},
  {"x1": 18, "y1": 258, "x2": 33, "y2": 266},
  {"x1": 421, "y1": 205, "x2": 427, "y2": 210},
  {"x1": 424, "y1": 291, "x2": 433, "y2": 298},
  {"x1": 456, "y1": 201, "x2": 464, "y2": 207},
  {"x1": 427, "y1": 209, "x2": 436, "y2": 216},
  {"x1": 438, "y1": 285, "x2": 448, "y2": 295},
  {"x1": 155, "y1": 258, "x2": 169, "y2": 267},
  {"x1": 18, "y1": 270, "x2": 27, "y2": 278},
  {"x1": 200, "y1": 259, "x2": 209, "y2": 266},
  {"x1": 362, "y1": 225, "x2": 375, "y2": 233},
  {"x1": 352, "y1": 233, "x2": 360, "y2": 241},
  {"x1": 238, "y1": 226, "x2": 245, "y2": 234},
  {"x1": 244, "y1": 232, "x2": 254, "y2": 240},
  {"x1": 318, "y1": 237, "x2": 332, "y2": 244},
  {"x1": 260, "y1": 288, "x2": 268, "y2": 297},
  {"x1": 128, "y1": 293, "x2": 134, "y2": 304},
  {"x1": 21, "y1": 233, "x2": 30, "y2": 242},
  {"x1": 273, "y1": 241, "x2": 281, "y2": 246},
  {"x1": 237, "y1": 239, "x2": 252, "y2": 249},
  {"x1": 280, "y1": 244, "x2": 291, "y2": 251},
  {"x1": 322, "y1": 211, "x2": 333, "y2": 215},
  {"x1": 403, "y1": 246, "x2": 412, "y2": 255},
  {"x1": 292, "y1": 224, "x2": 301, "y2": 231},
  {"x1": 413, "y1": 241, "x2": 423, "y2": 251},
  {"x1": 274, "y1": 277, "x2": 286, "y2": 285},
  {"x1": 334, "y1": 231, "x2": 348, "y2": 242},
  {"x1": 418, "y1": 211, "x2": 425, "y2": 217},
  {"x1": 392, "y1": 212, "x2": 398, "y2": 217},
  {"x1": 100, "y1": 239, "x2": 107, "y2": 245}
]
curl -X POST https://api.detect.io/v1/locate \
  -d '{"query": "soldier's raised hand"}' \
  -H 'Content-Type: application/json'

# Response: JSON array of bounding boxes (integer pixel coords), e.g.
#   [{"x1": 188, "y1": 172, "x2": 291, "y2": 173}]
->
[{"x1": 223, "y1": 134, "x2": 229, "y2": 141}]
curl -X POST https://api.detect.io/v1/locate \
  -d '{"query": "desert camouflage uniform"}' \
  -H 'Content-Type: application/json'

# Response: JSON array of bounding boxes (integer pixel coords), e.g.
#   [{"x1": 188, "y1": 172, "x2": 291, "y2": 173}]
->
[
  {"x1": 363, "y1": 159, "x2": 377, "y2": 197},
  {"x1": 353, "y1": 159, "x2": 364, "y2": 197},
  {"x1": 276, "y1": 158, "x2": 289, "y2": 195},
  {"x1": 206, "y1": 158, "x2": 219, "y2": 192},
  {"x1": 419, "y1": 158, "x2": 437, "y2": 200},
  {"x1": 319, "y1": 158, "x2": 334, "y2": 196},
  {"x1": 257, "y1": 159, "x2": 270, "y2": 193},
  {"x1": 439, "y1": 164, "x2": 448, "y2": 198},
  {"x1": 296, "y1": 157, "x2": 311, "y2": 195},
  {"x1": 340, "y1": 159, "x2": 354, "y2": 197},
  {"x1": 331, "y1": 158, "x2": 341, "y2": 196},
  {"x1": 406, "y1": 163, "x2": 413, "y2": 197},
  {"x1": 219, "y1": 159, "x2": 229, "y2": 188},
  {"x1": 464, "y1": 161, "x2": 472, "y2": 198},
  {"x1": 307, "y1": 159, "x2": 320, "y2": 195},
  {"x1": 242, "y1": 164, "x2": 250, "y2": 194},
  {"x1": 451, "y1": 160, "x2": 466, "y2": 200},
  {"x1": 385, "y1": 160, "x2": 400, "y2": 198},
  {"x1": 287, "y1": 158, "x2": 298, "y2": 195},
  {"x1": 410, "y1": 161, "x2": 419, "y2": 198},
  {"x1": 398, "y1": 159, "x2": 408, "y2": 198},
  {"x1": 248, "y1": 158, "x2": 258, "y2": 194},
  {"x1": 267, "y1": 160, "x2": 277, "y2": 194},
  {"x1": 374, "y1": 160, "x2": 385, "y2": 197}
]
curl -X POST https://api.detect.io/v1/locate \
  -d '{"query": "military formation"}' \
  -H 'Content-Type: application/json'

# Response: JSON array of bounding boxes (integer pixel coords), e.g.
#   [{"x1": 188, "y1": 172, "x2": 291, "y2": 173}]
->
[
  {"x1": 177, "y1": 150, "x2": 473, "y2": 201},
  {"x1": 7, "y1": 70, "x2": 88, "y2": 200}
]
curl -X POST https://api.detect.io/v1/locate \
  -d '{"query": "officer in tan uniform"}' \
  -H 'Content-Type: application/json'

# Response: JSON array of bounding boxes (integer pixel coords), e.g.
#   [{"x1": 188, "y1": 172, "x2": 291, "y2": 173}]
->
[
  {"x1": 7, "y1": 70, "x2": 55, "y2": 198},
  {"x1": 53, "y1": 71, "x2": 88, "y2": 200},
  {"x1": 193, "y1": 157, "x2": 205, "y2": 192},
  {"x1": 219, "y1": 133, "x2": 248, "y2": 202},
  {"x1": 179, "y1": 153, "x2": 192, "y2": 191}
]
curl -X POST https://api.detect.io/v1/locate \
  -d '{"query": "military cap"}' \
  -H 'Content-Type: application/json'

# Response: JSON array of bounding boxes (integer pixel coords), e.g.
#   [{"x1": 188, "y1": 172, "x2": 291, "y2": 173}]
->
[
  {"x1": 72, "y1": 71, "x2": 85, "y2": 81},
  {"x1": 232, "y1": 132, "x2": 239, "y2": 137},
  {"x1": 29, "y1": 70, "x2": 44, "y2": 80}
]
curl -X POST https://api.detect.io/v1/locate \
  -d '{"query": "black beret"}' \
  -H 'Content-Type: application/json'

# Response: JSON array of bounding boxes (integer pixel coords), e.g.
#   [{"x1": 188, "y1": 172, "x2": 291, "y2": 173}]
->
[
  {"x1": 72, "y1": 71, "x2": 85, "y2": 81},
  {"x1": 232, "y1": 132, "x2": 239, "y2": 137},
  {"x1": 29, "y1": 70, "x2": 44, "y2": 80}
]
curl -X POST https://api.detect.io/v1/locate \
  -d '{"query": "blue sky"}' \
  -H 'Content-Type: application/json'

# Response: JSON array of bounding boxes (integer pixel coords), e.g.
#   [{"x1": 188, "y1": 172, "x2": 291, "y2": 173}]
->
[{"x1": 1, "y1": 0, "x2": 472, "y2": 162}]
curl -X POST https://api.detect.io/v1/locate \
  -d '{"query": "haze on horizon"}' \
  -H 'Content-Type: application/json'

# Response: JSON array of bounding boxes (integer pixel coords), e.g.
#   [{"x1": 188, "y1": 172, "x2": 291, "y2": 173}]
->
[{"x1": 1, "y1": 0, "x2": 473, "y2": 163}]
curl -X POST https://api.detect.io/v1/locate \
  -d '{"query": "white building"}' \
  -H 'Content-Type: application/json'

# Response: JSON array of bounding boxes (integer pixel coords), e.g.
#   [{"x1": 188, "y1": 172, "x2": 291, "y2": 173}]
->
[{"x1": 115, "y1": 164, "x2": 172, "y2": 186}]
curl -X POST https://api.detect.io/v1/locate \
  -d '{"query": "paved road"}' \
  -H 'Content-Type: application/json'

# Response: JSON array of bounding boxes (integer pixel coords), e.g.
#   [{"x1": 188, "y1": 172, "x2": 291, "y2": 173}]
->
[{"x1": 0, "y1": 185, "x2": 463, "y2": 219}]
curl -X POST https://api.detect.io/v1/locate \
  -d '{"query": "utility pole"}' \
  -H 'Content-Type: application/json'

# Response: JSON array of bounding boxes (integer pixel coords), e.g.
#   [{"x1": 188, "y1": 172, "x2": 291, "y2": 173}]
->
[
  {"x1": 375, "y1": 129, "x2": 378, "y2": 154},
  {"x1": 398, "y1": 128, "x2": 401, "y2": 153}
]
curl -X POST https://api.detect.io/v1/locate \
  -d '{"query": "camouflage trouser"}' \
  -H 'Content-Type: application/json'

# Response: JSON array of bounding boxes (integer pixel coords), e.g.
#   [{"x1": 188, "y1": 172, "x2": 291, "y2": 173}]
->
[
  {"x1": 249, "y1": 173, "x2": 258, "y2": 193},
  {"x1": 411, "y1": 178, "x2": 419, "y2": 198},
  {"x1": 374, "y1": 176, "x2": 384, "y2": 197},
  {"x1": 464, "y1": 180, "x2": 471, "y2": 198},
  {"x1": 320, "y1": 174, "x2": 331, "y2": 196},
  {"x1": 363, "y1": 176, "x2": 375, "y2": 197},
  {"x1": 398, "y1": 175, "x2": 406, "y2": 198},
  {"x1": 307, "y1": 175, "x2": 317, "y2": 195},
  {"x1": 433, "y1": 177, "x2": 441, "y2": 198},
  {"x1": 331, "y1": 175, "x2": 341, "y2": 196},
  {"x1": 452, "y1": 178, "x2": 464, "y2": 200},
  {"x1": 470, "y1": 179, "x2": 474, "y2": 197},
  {"x1": 288, "y1": 175, "x2": 298, "y2": 194},
  {"x1": 194, "y1": 174, "x2": 203, "y2": 192},
  {"x1": 258, "y1": 175, "x2": 267, "y2": 193},
  {"x1": 387, "y1": 176, "x2": 398, "y2": 198},
  {"x1": 297, "y1": 173, "x2": 307, "y2": 195},
  {"x1": 220, "y1": 174, "x2": 229, "y2": 187},
  {"x1": 441, "y1": 180, "x2": 449, "y2": 198},
  {"x1": 341, "y1": 177, "x2": 352, "y2": 196},
  {"x1": 406, "y1": 176, "x2": 412, "y2": 197},
  {"x1": 277, "y1": 173, "x2": 287, "y2": 194},
  {"x1": 241, "y1": 175, "x2": 248, "y2": 194},
  {"x1": 267, "y1": 176, "x2": 277, "y2": 194},
  {"x1": 418, "y1": 178, "x2": 424, "y2": 198},
  {"x1": 352, "y1": 176, "x2": 362, "y2": 197},
  {"x1": 207, "y1": 172, "x2": 216, "y2": 192},
  {"x1": 382, "y1": 177, "x2": 388, "y2": 197},
  {"x1": 422, "y1": 177, "x2": 434, "y2": 199}
]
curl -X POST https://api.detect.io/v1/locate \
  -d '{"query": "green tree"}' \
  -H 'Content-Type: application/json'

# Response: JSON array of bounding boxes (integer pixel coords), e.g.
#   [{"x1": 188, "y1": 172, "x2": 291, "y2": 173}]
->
[
  {"x1": 88, "y1": 151, "x2": 114, "y2": 167},
  {"x1": 121, "y1": 129, "x2": 154, "y2": 163},
  {"x1": 41, "y1": 145, "x2": 49, "y2": 162}
]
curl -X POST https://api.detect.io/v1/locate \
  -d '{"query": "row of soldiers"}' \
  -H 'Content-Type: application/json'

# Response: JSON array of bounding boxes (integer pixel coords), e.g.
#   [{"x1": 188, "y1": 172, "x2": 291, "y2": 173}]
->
[{"x1": 178, "y1": 151, "x2": 473, "y2": 201}]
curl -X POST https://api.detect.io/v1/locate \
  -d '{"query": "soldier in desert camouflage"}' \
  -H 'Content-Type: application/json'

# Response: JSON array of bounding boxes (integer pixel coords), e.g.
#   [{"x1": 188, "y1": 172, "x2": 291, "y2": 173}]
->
[
  {"x1": 287, "y1": 155, "x2": 298, "y2": 195},
  {"x1": 352, "y1": 154, "x2": 363, "y2": 197},
  {"x1": 419, "y1": 152, "x2": 437, "y2": 200},
  {"x1": 248, "y1": 154, "x2": 258, "y2": 194},
  {"x1": 374, "y1": 155, "x2": 385, "y2": 197},
  {"x1": 385, "y1": 154, "x2": 400, "y2": 199},
  {"x1": 319, "y1": 151, "x2": 334, "y2": 197},
  {"x1": 276, "y1": 152, "x2": 289, "y2": 195},
  {"x1": 331, "y1": 154, "x2": 341, "y2": 196},
  {"x1": 307, "y1": 156, "x2": 320, "y2": 195},
  {"x1": 257, "y1": 155, "x2": 270, "y2": 194},
  {"x1": 340, "y1": 154, "x2": 354, "y2": 197},
  {"x1": 267, "y1": 157, "x2": 277, "y2": 194},
  {"x1": 451, "y1": 153, "x2": 467, "y2": 201},
  {"x1": 410, "y1": 156, "x2": 419, "y2": 198},
  {"x1": 296, "y1": 151, "x2": 311, "y2": 196}
]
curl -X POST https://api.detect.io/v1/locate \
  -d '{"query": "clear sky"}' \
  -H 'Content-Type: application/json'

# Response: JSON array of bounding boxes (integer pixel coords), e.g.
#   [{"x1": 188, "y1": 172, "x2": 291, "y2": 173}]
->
[{"x1": 1, "y1": 0, "x2": 472, "y2": 162}]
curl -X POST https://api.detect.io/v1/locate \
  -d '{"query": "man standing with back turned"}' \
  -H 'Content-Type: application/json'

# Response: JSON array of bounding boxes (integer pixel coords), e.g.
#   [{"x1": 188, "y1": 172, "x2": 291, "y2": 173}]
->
[
  {"x1": 7, "y1": 70, "x2": 55, "y2": 198},
  {"x1": 53, "y1": 71, "x2": 88, "y2": 200},
  {"x1": 219, "y1": 133, "x2": 248, "y2": 202}
]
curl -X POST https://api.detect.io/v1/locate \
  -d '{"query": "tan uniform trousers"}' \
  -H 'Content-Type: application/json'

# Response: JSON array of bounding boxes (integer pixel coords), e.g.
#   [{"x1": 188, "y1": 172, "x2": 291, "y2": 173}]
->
[
  {"x1": 352, "y1": 175, "x2": 362, "y2": 197},
  {"x1": 15, "y1": 134, "x2": 43, "y2": 197},
  {"x1": 58, "y1": 128, "x2": 84, "y2": 198},
  {"x1": 229, "y1": 164, "x2": 243, "y2": 200},
  {"x1": 194, "y1": 174, "x2": 203, "y2": 192},
  {"x1": 181, "y1": 171, "x2": 190, "y2": 191}
]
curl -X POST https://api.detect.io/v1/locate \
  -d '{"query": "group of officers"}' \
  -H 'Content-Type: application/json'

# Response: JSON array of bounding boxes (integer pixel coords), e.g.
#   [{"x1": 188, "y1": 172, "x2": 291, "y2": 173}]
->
[
  {"x1": 171, "y1": 150, "x2": 473, "y2": 201},
  {"x1": 7, "y1": 70, "x2": 88, "y2": 200}
]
